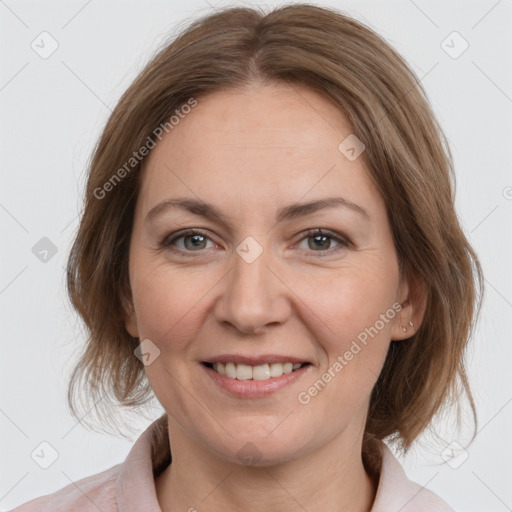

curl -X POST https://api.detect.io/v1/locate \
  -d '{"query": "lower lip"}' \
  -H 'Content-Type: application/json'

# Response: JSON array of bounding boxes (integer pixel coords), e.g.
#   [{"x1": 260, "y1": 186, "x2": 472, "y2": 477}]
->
[{"x1": 201, "y1": 363, "x2": 311, "y2": 398}]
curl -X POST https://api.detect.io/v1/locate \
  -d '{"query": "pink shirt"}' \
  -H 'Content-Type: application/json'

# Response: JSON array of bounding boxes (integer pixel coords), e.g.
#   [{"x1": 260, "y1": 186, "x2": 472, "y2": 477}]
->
[{"x1": 12, "y1": 415, "x2": 455, "y2": 511}]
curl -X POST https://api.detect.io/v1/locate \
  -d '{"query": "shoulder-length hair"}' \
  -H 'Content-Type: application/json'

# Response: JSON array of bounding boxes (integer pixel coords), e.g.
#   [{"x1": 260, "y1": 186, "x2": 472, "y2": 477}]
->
[{"x1": 66, "y1": 3, "x2": 483, "y2": 467}]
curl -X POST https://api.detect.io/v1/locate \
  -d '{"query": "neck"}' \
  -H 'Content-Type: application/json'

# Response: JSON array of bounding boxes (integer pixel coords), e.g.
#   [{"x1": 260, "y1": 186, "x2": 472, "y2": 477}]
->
[{"x1": 155, "y1": 423, "x2": 378, "y2": 512}]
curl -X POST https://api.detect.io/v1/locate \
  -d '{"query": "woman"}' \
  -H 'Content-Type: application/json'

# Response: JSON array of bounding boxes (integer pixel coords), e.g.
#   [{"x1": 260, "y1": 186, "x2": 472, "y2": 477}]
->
[{"x1": 13, "y1": 3, "x2": 483, "y2": 511}]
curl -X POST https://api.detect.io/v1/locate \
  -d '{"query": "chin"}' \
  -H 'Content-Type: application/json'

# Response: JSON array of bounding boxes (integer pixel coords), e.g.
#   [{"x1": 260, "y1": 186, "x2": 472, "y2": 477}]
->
[{"x1": 204, "y1": 426, "x2": 313, "y2": 467}]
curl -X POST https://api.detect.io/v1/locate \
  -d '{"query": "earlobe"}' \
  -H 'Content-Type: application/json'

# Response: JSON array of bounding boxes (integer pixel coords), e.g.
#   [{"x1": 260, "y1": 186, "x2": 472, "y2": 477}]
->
[
  {"x1": 391, "y1": 300, "x2": 413, "y2": 341},
  {"x1": 391, "y1": 273, "x2": 427, "y2": 341},
  {"x1": 124, "y1": 309, "x2": 139, "y2": 339},
  {"x1": 399, "y1": 317, "x2": 415, "y2": 335},
  {"x1": 121, "y1": 291, "x2": 139, "y2": 338}
]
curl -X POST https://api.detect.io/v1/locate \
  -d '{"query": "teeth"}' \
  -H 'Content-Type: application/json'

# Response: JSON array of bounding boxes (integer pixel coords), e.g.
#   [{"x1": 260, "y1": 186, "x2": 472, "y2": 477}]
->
[
  {"x1": 212, "y1": 362, "x2": 305, "y2": 380},
  {"x1": 236, "y1": 363, "x2": 253, "y2": 380},
  {"x1": 253, "y1": 364, "x2": 271, "y2": 380},
  {"x1": 217, "y1": 362, "x2": 226, "y2": 376},
  {"x1": 269, "y1": 363, "x2": 283, "y2": 378},
  {"x1": 225, "y1": 362, "x2": 236, "y2": 379}
]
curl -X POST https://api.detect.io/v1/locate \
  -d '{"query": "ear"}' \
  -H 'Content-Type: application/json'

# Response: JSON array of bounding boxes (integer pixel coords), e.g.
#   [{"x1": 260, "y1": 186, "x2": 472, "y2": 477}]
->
[
  {"x1": 121, "y1": 287, "x2": 139, "y2": 339},
  {"x1": 391, "y1": 270, "x2": 427, "y2": 341}
]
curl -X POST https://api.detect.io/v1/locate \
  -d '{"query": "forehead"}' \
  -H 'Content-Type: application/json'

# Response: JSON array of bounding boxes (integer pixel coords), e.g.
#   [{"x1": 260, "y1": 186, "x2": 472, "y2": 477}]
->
[
  {"x1": 137, "y1": 82, "x2": 382, "y2": 218},
  {"x1": 149, "y1": 82, "x2": 352, "y2": 159}
]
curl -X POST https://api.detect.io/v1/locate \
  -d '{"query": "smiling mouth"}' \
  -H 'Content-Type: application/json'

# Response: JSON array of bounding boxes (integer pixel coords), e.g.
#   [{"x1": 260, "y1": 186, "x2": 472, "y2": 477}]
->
[{"x1": 202, "y1": 361, "x2": 311, "y2": 381}]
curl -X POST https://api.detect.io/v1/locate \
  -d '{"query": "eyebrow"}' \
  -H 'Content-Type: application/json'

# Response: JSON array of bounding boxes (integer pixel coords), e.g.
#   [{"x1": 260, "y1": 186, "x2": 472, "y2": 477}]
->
[{"x1": 145, "y1": 196, "x2": 370, "y2": 227}]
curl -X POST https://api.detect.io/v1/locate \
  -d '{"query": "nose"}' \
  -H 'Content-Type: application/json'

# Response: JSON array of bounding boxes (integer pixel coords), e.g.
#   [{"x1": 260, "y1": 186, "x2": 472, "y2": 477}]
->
[{"x1": 214, "y1": 245, "x2": 291, "y2": 335}]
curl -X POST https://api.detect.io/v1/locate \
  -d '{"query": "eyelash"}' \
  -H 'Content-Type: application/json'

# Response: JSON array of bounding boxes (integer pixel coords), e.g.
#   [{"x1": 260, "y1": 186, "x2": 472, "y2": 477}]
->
[{"x1": 161, "y1": 228, "x2": 350, "y2": 258}]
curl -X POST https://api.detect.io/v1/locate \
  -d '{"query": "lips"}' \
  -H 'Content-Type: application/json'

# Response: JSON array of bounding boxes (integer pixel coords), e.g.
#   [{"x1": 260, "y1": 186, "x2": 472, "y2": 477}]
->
[
  {"x1": 200, "y1": 354, "x2": 312, "y2": 397},
  {"x1": 201, "y1": 360, "x2": 311, "y2": 398},
  {"x1": 202, "y1": 354, "x2": 311, "y2": 389}
]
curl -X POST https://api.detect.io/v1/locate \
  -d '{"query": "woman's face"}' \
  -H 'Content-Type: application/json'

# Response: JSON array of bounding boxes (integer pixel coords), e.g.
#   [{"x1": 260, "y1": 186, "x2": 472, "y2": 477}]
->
[{"x1": 125, "y1": 82, "x2": 410, "y2": 465}]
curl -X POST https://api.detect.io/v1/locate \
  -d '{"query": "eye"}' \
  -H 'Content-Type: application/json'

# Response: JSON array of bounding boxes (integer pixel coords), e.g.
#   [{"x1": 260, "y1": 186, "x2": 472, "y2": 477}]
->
[
  {"x1": 162, "y1": 229, "x2": 216, "y2": 253},
  {"x1": 295, "y1": 228, "x2": 350, "y2": 256}
]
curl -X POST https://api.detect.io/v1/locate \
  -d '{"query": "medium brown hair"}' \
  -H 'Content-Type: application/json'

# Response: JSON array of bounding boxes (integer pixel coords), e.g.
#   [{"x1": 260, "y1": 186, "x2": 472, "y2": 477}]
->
[{"x1": 66, "y1": 3, "x2": 483, "y2": 466}]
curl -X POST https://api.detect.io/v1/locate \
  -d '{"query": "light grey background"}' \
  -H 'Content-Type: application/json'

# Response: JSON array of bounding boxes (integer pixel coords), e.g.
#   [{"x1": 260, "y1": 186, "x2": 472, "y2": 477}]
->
[{"x1": 1, "y1": 0, "x2": 511, "y2": 510}]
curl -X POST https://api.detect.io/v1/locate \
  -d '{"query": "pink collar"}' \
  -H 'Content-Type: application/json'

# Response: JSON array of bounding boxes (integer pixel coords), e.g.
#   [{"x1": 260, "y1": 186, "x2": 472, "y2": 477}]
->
[{"x1": 115, "y1": 416, "x2": 454, "y2": 511}]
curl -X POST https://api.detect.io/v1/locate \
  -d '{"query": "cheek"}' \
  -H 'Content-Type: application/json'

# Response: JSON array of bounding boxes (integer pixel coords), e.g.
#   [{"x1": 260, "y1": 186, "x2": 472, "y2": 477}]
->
[
  {"x1": 129, "y1": 264, "x2": 215, "y2": 417},
  {"x1": 297, "y1": 259, "x2": 398, "y2": 396},
  {"x1": 302, "y1": 261, "x2": 398, "y2": 340},
  {"x1": 130, "y1": 262, "x2": 218, "y2": 350}
]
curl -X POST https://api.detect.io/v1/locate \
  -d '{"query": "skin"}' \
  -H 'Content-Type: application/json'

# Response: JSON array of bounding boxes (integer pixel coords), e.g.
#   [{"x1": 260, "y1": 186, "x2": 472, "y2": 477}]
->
[{"x1": 124, "y1": 81, "x2": 425, "y2": 512}]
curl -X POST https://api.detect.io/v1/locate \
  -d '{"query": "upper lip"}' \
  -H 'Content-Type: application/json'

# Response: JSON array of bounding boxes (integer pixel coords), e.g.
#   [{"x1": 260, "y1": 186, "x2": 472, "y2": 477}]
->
[{"x1": 203, "y1": 354, "x2": 311, "y2": 366}]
